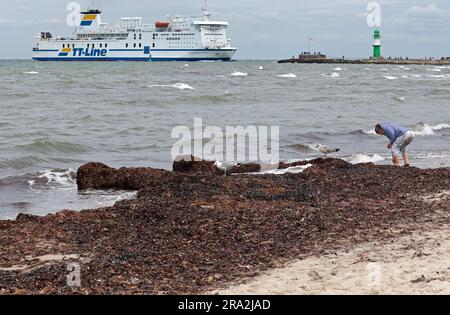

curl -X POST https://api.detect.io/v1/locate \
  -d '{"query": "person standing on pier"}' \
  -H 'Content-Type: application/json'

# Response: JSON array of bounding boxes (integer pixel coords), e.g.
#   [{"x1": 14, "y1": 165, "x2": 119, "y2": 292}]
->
[{"x1": 375, "y1": 122, "x2": 415, "y2": 167}]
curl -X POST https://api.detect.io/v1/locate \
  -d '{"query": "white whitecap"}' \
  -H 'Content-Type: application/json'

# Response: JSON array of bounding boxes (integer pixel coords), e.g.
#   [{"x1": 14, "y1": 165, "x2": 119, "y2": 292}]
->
[
  {"x1": 23, "y1": 71, "x2": 39, "y2": 75},
  {"x1": 230, "y1": 71, "x2": 248, "y2": 77},
  {"x1": 277, "y1": 73, "x2": 297, "y2": 78},
  {"x1": 172, "y1": 83, "x2": 194, "y2": 90},
  {"x1": 413, "y1": 123, "x2": 450, "y2": 136},
  {"x1": 260, "y1": 164, "x2": 313, "y2": 175},
  {"x1": 394, "y1": 96, "x2": 406, "y2": 101},
  {"x1": 349, "y1": 154, "x2": 385, "y2": 165},
  {"x1": 37, "y1": 169, "x2": 76, "y2": 187},
  {"x1": 432, "y1": 123, "x2": 450, "y2": 131},
  {"x1": 383, "y1": 75, "x2": 398, "y2": 80},
  {"x1": 148, "y1": 83, "x2": 194, "y2": 90},
  {"x1": 322, "y1": 72, "x2": 340, "y2": 78},
  {"x1": 411, "y1": 123, "x2": 450, "y2": 136},
  {"x1": 362, "y1": 129, "x2": 377, "y2": 136}
]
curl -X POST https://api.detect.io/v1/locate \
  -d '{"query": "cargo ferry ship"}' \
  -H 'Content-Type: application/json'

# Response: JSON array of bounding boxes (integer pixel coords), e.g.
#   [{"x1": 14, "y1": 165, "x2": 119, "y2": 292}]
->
[{"x1": 32, "y1": 3, "x2": 237, "y2": 61}]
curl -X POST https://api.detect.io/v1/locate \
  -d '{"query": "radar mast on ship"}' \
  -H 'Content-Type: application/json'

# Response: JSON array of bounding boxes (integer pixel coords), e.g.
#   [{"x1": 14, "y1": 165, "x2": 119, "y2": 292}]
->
[{"x1": 202, "y1": 0, "x2": 212, "y2": 20}]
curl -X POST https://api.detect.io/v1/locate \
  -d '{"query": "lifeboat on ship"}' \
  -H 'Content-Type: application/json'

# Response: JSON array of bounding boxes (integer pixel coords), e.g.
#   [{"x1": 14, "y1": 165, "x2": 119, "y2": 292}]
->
[{"x1": 155, "y1": 21, "x2": 170, "y2": 28}]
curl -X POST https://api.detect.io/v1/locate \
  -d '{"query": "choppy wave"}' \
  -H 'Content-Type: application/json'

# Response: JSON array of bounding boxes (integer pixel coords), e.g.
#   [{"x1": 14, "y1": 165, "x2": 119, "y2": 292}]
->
[
  {"x1": 277, "y1": 73, "x2": 297, "y2": 78},
  {"x1": 348, "y1": 154, "x2": 385, "y2": 164},
  {"x1": 34, "y1": 169, "x2": 76, "y2": 187},
  {"x1": 321, "y1": 72, "x2": 340, "y2": 78},
  {"x1": 359, "y1": 123, "x2": 450, "y2": 137},
  {"x1": 393, "y1": 96, "x2": 406, "y2": 102},
  {"x1": 186, "y1": 93, "x2": 234, "y2": 104},
  {"x1": 428, "y1": 74, "x2": 447, "y2": 79},
  {"x1": 413, "y1": 123, "x2": 450, "y2": 136},
  {"x1": 0, "y1": 155, "x2": 48, "y2": 170},
  {"x1": 230, "y1": 71, "x2": 248, "y2": 77},
  {"x1": 17, "y1": 139, "x2": 90, "y2": 154},
  {"x1": 0, "y1": 168, "x2": 76, "y2": 189},
  {"x1": 399, "y1": 73, "x2": 450, "y2": 80},
  {"x1": 357, "y1": 129, "x2": 377, "y2": 136},
  {"x1": 148, "y1": 82, "x2": 194, "y2": 90},
  {"x1": 82, "y1": 190, "x2": 138, "y2": 207}
]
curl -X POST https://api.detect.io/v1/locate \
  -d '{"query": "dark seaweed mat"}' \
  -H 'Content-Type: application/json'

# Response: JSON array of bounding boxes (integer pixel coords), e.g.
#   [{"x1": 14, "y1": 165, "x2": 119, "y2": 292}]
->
[{"x1": 1, "y1": 159, "x2": 450, "y2": 294}]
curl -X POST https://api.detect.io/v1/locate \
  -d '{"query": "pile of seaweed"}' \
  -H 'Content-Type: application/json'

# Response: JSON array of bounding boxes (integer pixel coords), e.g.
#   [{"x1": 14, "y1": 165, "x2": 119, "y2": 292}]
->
[{"x1": 1, "y1": 157, "x2": 449, "y2": 295}]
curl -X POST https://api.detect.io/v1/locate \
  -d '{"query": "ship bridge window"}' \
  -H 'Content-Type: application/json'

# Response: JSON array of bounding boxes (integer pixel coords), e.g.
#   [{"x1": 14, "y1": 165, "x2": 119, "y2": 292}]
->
[
  {"x1": 100, "y1": 43, "x2": 102, "y2": 48},
  {"x1": 139, "y1": 43, "x2": 142, "y2": 48},
  {"x1": 63, "y1": 44, "x2": 65, "y2": 48},
  {"x1": 105, "y1": 43, "x2": 108, "y2": 48},
  {"x1": 126, "y1": 43, "x2": 129, "y2": 48}
]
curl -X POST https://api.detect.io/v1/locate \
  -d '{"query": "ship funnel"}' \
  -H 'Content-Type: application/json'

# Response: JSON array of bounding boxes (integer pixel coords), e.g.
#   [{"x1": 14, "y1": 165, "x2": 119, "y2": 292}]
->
[{"x1": 80, "y1": 9, "x2": 102, "y2": 27}]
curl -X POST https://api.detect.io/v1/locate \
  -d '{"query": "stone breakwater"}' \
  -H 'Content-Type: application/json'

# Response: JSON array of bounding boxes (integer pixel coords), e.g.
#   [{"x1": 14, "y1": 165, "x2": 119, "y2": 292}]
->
[
  {"x1": 277, "y1": 58, "x2": 450, "y2": 65},
  {"x1": 1, "y1": 158, "x2": 450, "y2": 295}
]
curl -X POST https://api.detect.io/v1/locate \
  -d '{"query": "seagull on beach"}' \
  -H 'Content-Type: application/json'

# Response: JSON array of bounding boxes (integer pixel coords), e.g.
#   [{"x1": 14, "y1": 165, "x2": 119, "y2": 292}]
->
[
  {"x1": 214, "y1": 161, "x2": 236, "y2": 176},
  {"x1": 315, "y1": 144, "x2": 340, "y2": 156}
]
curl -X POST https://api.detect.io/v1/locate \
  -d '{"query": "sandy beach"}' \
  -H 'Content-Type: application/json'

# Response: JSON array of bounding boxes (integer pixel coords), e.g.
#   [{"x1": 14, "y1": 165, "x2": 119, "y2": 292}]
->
[{"x1": 216, "y1": 225, "x2": 450, "y2": 295}]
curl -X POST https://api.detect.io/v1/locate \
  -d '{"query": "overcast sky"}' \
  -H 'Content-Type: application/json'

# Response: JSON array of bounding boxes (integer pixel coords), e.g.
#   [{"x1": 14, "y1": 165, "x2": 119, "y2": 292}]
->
[{"x1": 1, "y1": 0, "x2": 449, "y2": 59}]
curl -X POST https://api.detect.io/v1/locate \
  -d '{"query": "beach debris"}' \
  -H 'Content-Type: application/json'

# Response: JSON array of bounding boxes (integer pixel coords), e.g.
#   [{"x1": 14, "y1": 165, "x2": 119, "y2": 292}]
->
[
  {"x1": 172, "y1": 155, "x2": 222, "y2": 175},
  {"x1": 77, "y1": 162, "x2": 171, "y2": 190},
  {"x1": 1, "y1": 158, "x2": 450, "y2": 295}
]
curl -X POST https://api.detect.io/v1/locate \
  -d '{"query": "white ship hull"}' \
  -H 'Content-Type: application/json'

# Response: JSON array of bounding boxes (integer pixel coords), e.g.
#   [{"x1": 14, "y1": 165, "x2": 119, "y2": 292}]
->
[
  {"x1": 32, "y1": 48, "x2": 236, "y2": 62},
  {"x1": 150, "y1": 48, "x2": 236, "y2": 61}
]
